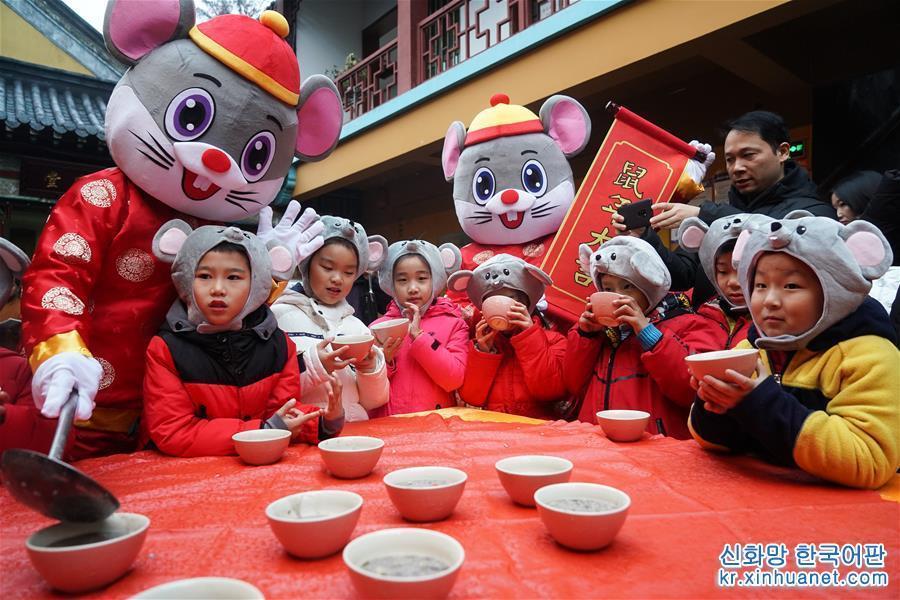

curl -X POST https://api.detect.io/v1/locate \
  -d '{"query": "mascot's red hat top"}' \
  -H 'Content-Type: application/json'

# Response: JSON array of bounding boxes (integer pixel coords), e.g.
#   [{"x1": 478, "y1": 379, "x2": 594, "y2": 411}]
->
[
  {"x1": 189, "y1": 10, "x2": 299, "y2": 106},
  {"x1": 464, "y1": 93, "x2": 544, "y2": 147}
]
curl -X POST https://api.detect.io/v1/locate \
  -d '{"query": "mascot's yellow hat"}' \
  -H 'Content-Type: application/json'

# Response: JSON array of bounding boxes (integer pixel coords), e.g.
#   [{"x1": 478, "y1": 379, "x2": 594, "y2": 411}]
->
[{"x1": 464, "y1": 93, "x2": 544, "y2": 147}]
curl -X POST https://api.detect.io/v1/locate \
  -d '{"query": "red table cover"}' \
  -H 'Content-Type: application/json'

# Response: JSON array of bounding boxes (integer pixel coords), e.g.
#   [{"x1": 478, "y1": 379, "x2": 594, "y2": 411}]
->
[{"x1": 1, "y1": 414, "x2": 897, "y2": 598}]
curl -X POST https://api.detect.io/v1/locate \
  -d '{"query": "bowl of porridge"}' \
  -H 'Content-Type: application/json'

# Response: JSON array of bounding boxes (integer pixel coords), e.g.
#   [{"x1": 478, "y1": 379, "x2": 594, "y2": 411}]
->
[
  {"x1": 383, "y1": 466, "x2": 467, "y2": 522},
  {"x1": 343, "y1": 528, "x2": 464, "y2": 599},
  {"x1": 534, "y1": 482, "x2": 631, "y2": 551},
  {"x1": 266, "y1": 490, "x2": 363, "y2": 558},
  {"x1": 494, "y1": 455, "x2": 573, "y2": 507},
  {"x1": 319, "y1": 436, "x2": 385, "y2": 479}
]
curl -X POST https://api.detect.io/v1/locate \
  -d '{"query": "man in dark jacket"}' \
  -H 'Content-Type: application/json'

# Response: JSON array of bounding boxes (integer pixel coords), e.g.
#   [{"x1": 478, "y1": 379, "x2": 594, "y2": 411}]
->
[{"x1": 613, "y1": 111, "x2": 836, "y2": 304}]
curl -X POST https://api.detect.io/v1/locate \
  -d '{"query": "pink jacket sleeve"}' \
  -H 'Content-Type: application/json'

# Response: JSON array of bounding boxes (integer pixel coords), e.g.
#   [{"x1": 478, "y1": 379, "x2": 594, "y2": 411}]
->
[{"x1": 409, "y1": 319, "x2": 469, "y2": 392}]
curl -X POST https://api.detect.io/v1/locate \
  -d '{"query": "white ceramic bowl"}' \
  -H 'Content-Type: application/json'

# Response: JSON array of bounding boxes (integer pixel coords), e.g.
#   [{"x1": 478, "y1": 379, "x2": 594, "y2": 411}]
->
[
  {"x1": 319, "y1": 436, "x2": 385, "y2": 479},
  {"x1": 26, "y1": 512, "x2": 150, "y2": 593},
  {"x1": 131, "y1": 577, "x2": 263, "y2": 599},
  {"x1": 343, "y1": 528, "x2": 465, "y2": 600},
  {"x1": 595, "y1": 409, "x2": 650, "y2": 442},
  {"x1": 232, "y1": 428, "x2": 291, "y2": 465},
  {"x1": 534, "y1": 482, "x2": 631, "y2": 551},
  {"x1": 266, "y1": 490, "x2": 363, "y2": 559},
  {"x1": 685, "y1": 348, "x2": 759, "y2": 381},
  {"x1": 494, "y1": 455, "x2": 573, "y2": 507},
  {"x1": 370, "y1": 318, "x2": 410, "y2": 345},
  {"x1": 332, "y1": 334, "x2": 376, "y2": 362},
  {"x1": 383, "y1": 466, "x2": 467, "y2": 522}
]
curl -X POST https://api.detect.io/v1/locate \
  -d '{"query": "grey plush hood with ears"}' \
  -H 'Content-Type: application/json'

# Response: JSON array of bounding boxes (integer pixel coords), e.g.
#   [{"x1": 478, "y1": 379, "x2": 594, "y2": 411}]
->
[
  {"x1": 378, "y1": 239, "x2": 462, "y2": 310},
  {"x1": 0, "y1": 238, "x2": 30, "y2": 307},
  {"x1": 447, "y1": 253, "x2": 551, "y2": 314},
  {"x1": 734, "y1": 213, "x2": 893, "y2": 351},
  {"x1": 152, "y1": 219, "x2": 295, "y2": 331},
  {"x1": 578, "y1": 236, "x2": 671, "y2": 311},
  {"x1": 298, "y1": 216, "x2": 387, "y2": 292},
  {"x1": 677, "y1": 213, "x2": 773, "y2": 308}
]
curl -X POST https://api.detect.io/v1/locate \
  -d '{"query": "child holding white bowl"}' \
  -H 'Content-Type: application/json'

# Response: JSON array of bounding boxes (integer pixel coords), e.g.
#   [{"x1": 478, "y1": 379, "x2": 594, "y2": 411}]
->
[
  {"x1": 448, "y1": 254, "x2": 568, "y2": 419},
  {"x1": 565, "y1": 237, "x2": 716, "y2": 438},
  {"x1": 143, "y1": 221, "x2": 343, "y2": 457},
  {"x1": 369, "y1": 240, "x2": 468, "y2": 416},
  {"x1": 272, "y1": 216, "x2": 390, "y2": 421}
]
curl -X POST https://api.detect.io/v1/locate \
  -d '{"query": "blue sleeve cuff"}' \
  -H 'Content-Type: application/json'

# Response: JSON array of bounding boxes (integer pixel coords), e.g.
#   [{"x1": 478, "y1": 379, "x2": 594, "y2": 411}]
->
[{"x1": 637, "y1": 323, "x2": 663, "y2": 351}]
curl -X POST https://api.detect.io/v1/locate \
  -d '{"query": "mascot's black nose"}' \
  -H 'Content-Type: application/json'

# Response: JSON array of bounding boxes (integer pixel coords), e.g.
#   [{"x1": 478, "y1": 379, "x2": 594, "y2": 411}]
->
[{"x1": 770, "y1": 222, "x2": 782, "y2": 232}]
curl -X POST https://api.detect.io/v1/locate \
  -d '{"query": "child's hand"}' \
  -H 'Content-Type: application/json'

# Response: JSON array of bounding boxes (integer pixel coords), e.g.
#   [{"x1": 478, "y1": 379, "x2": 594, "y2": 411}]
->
[
  {"x1": 696, "y1": 359, "x2": 769, "y2": 414},
  {"x1": 323, "y1": 373, "x2": 344, "y2": 421},
  {"x1": 474, "y1": 319, "x2": 498, "y2": 353},
  {"x1": 277, "y1": 398, "x2": 323, "y2": 437},
  {"x1": 380, "y1": 336, "x2": 403, "y2": 364},
  {"x1": 355, "y1": 346, "x2": 378, "y2": 373},
  {"x1": 613, "y1": 296, "x2": 650, "y2": 332},
  {"x1": 578, "y1": 301, "x2": 605, "y2": 333},
  {"x1": 506, "y1": 301, "x2": 533, "y2": 333},
  {"x1": 316, "y1": 337, "x2": 353, "y2": 373},
  {"x1": 402, "y1": 303, "x2": 423, "y2": 339}
]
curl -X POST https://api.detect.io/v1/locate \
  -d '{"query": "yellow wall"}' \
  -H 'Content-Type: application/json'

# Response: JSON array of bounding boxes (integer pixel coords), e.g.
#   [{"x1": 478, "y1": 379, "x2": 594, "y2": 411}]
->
[
  {"x1": 295, "y1": 0, "x2": 790, "y2": 199},
  {"x1": 0, "y1": 4, "x2": 93, "y2": 75}
]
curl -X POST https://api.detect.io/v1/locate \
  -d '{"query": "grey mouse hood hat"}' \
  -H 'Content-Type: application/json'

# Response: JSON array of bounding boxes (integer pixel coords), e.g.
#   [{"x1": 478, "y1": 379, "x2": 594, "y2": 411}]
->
[
  {"x1": 152, "y1": 219, "x2": 295, "y2": 331},
  {"x1": 734, "y1": 211, "x2": 893, "y2": 351},
  {"x1": 447, "y1": 253, "x2": 552, "y2": 314},
  {"x1": 378, "y1": 239, "x2": 462, "y2": 311},
  {"x1": 578, "y1": 236, "x2": 671, "y2": 311}
]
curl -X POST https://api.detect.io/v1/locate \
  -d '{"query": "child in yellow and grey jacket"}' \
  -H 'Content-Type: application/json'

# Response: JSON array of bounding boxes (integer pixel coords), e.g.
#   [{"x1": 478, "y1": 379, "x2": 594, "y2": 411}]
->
[{"x1": 689, "y1": 212, "x2": 899, "y2": 489}]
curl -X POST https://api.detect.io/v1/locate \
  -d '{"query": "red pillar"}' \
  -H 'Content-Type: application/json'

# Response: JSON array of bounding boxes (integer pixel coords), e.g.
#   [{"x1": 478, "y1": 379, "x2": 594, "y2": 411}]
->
[{"x1": 397, "y1": 0, "x2": 428, "y2": 94}]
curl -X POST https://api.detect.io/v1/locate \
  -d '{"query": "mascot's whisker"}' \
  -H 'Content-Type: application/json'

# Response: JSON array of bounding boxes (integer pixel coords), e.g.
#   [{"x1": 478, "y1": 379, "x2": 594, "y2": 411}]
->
[
  {"x1": 225, "y1": 194, "x2": 260, "y2": 205},
  {"x1": 224, "y1": 198, "x2": 249, "y2": 212},
  {"x1": 146, "y1": 132, "x2": 175, "y2": 163},
  {"x1": 129, "y1": 130, "x2": 173, "y2": 168},
  {"x1": 228, "y1": 190, "x2": 259, "y2": 196}
]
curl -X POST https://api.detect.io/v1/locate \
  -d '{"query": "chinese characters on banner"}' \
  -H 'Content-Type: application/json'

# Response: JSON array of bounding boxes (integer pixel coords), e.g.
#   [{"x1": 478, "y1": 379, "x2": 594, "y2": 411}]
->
[{"x1": 540, "y1": 103, "x2": 700, "y2": 321}]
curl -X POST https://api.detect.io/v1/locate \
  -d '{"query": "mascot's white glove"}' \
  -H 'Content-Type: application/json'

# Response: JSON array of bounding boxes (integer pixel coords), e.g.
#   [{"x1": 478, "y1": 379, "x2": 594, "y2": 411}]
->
[
  {"x1": 684, "y1": 140, "x2": 716, "y2": 185},
  {"x1": 257, "y1": 200, "x2": 326, "y2": 266},
  {"x1": 32, "y1": 352, "x2": 103, "y2": 421}
]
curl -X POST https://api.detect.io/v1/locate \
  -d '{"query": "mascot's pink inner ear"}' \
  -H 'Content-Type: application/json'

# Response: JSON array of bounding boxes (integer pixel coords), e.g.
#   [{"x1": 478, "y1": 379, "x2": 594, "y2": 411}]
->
[
  {"x1": 846, "y1": 231, "x2": 886, "y2": 267},
  {"x1": 680, "y1": 225, "x2": 706, "y2": 249},
  {"x1": 159, "y1": 228, "x2": 188, "y2": 255},
  {"x1": 442, "y1": 128, "x2": 461, "y2": 179},
  {"x1": 296, "y1": 88, "x2": 342, "y2": 158},
  {"x1": 108, "y1": 0, "x2": 182, "y2": 61},
  {"x1": 732, "y1": 230, "x2": 751, "y2": 263},
  {"x1": 548, "y1": 100, "x2": 588, "y2": 155},
  {"x1": 269, "y1": 246, "x2": 293, "y2": 273},
  {"x1": 440, "y1": 247, "x2": 456, "y2": 269}
]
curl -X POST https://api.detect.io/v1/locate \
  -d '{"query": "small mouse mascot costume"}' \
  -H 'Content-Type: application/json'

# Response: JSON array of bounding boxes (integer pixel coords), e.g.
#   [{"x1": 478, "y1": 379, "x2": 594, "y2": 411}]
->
[
  {"x1": 21, "y1": 0, "x2": 343, "y2": 459},
  {"x1": 442, "y1": 93, "x2": 591, "y2": 323}
]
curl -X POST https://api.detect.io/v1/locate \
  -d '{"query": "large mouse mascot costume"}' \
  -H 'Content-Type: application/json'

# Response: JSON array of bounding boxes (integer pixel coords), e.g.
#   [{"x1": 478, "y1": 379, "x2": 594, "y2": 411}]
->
[
  {"x1": 442, "y1": 93, "x2": 591, "y2": 323},
  {"x1": 20, "y1": 0, "x2": 343, "y2": 459}
]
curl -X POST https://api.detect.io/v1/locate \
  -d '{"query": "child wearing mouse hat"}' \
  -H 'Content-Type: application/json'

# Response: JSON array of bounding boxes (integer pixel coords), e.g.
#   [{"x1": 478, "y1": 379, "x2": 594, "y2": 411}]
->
[
  {"x1": 144, "y1": 221, "x2": 344, "y2": 457},
  {"x1": 449, "y1": 254, "x2": 568, "y2": 419}
]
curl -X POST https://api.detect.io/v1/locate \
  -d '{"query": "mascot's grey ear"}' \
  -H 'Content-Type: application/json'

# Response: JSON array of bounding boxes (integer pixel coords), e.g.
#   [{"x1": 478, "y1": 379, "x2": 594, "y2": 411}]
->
[
  {"x1": 578, "y1": 243, "x2": 593, "y2": 278},
  {"x1": 0, "y1": 238, "x2": 30, "y2": 277},
  {"x1": 104, "y1": 0, "x2": 196, "y2": 65},
  {"x1": 442, "y1": 122, "x2": 467, "y2": 180},
  {"x1": 295, "y1": 75, "x2": 344, "y2": 162},
  {"x1": 784, "y1": 210, "x2": 814, "y2": 220},
  {"x1": 152, "y1": 219, "x2": 194, "y2": 264},
  {"x1": 840, "y1": 219, "x2": 893, "y2": 281},
  {"x1": 447, "y1": 269, "x2": 474, "y2": 293},
  {"x1": 539, "y1": 95, "x2": 591, "y2": 157},
  {"x1": 366, "y1": 235, "x2": 389, "y2": 273}
]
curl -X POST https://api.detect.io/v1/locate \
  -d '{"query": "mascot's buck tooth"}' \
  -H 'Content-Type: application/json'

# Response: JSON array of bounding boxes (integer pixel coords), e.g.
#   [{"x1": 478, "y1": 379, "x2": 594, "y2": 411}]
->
[
  {"x1": 442, "y1": 93, "x2": 591, "y2": 322},
  {"x1": 21, "y1": 0, "x2": 343, "y2": 459}
]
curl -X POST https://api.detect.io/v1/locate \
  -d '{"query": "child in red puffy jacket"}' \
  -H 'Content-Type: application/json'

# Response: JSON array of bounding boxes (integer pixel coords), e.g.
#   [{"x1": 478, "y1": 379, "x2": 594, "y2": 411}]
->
[
  {"x1": 449, "y1": 254, "x2": 567, "y2": 419},
  {"x1": 142, "y1": 220, "x2": 343, "y2": 457},
  {"x1": 565, "y1": 237, "x2": 718, "y2": 439}
]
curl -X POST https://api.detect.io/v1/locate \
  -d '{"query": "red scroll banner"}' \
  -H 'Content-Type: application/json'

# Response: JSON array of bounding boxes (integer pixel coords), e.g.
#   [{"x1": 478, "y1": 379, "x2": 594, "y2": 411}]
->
[{"x1": 540, "y1": 103, "x2": 702, "y2": 321}]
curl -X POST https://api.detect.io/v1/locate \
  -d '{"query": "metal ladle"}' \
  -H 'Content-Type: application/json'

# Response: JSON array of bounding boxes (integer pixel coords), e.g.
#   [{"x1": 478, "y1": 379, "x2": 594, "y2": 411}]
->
[{"x1": 1, "y1": 390, "x2": 119, "y2": 522}]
